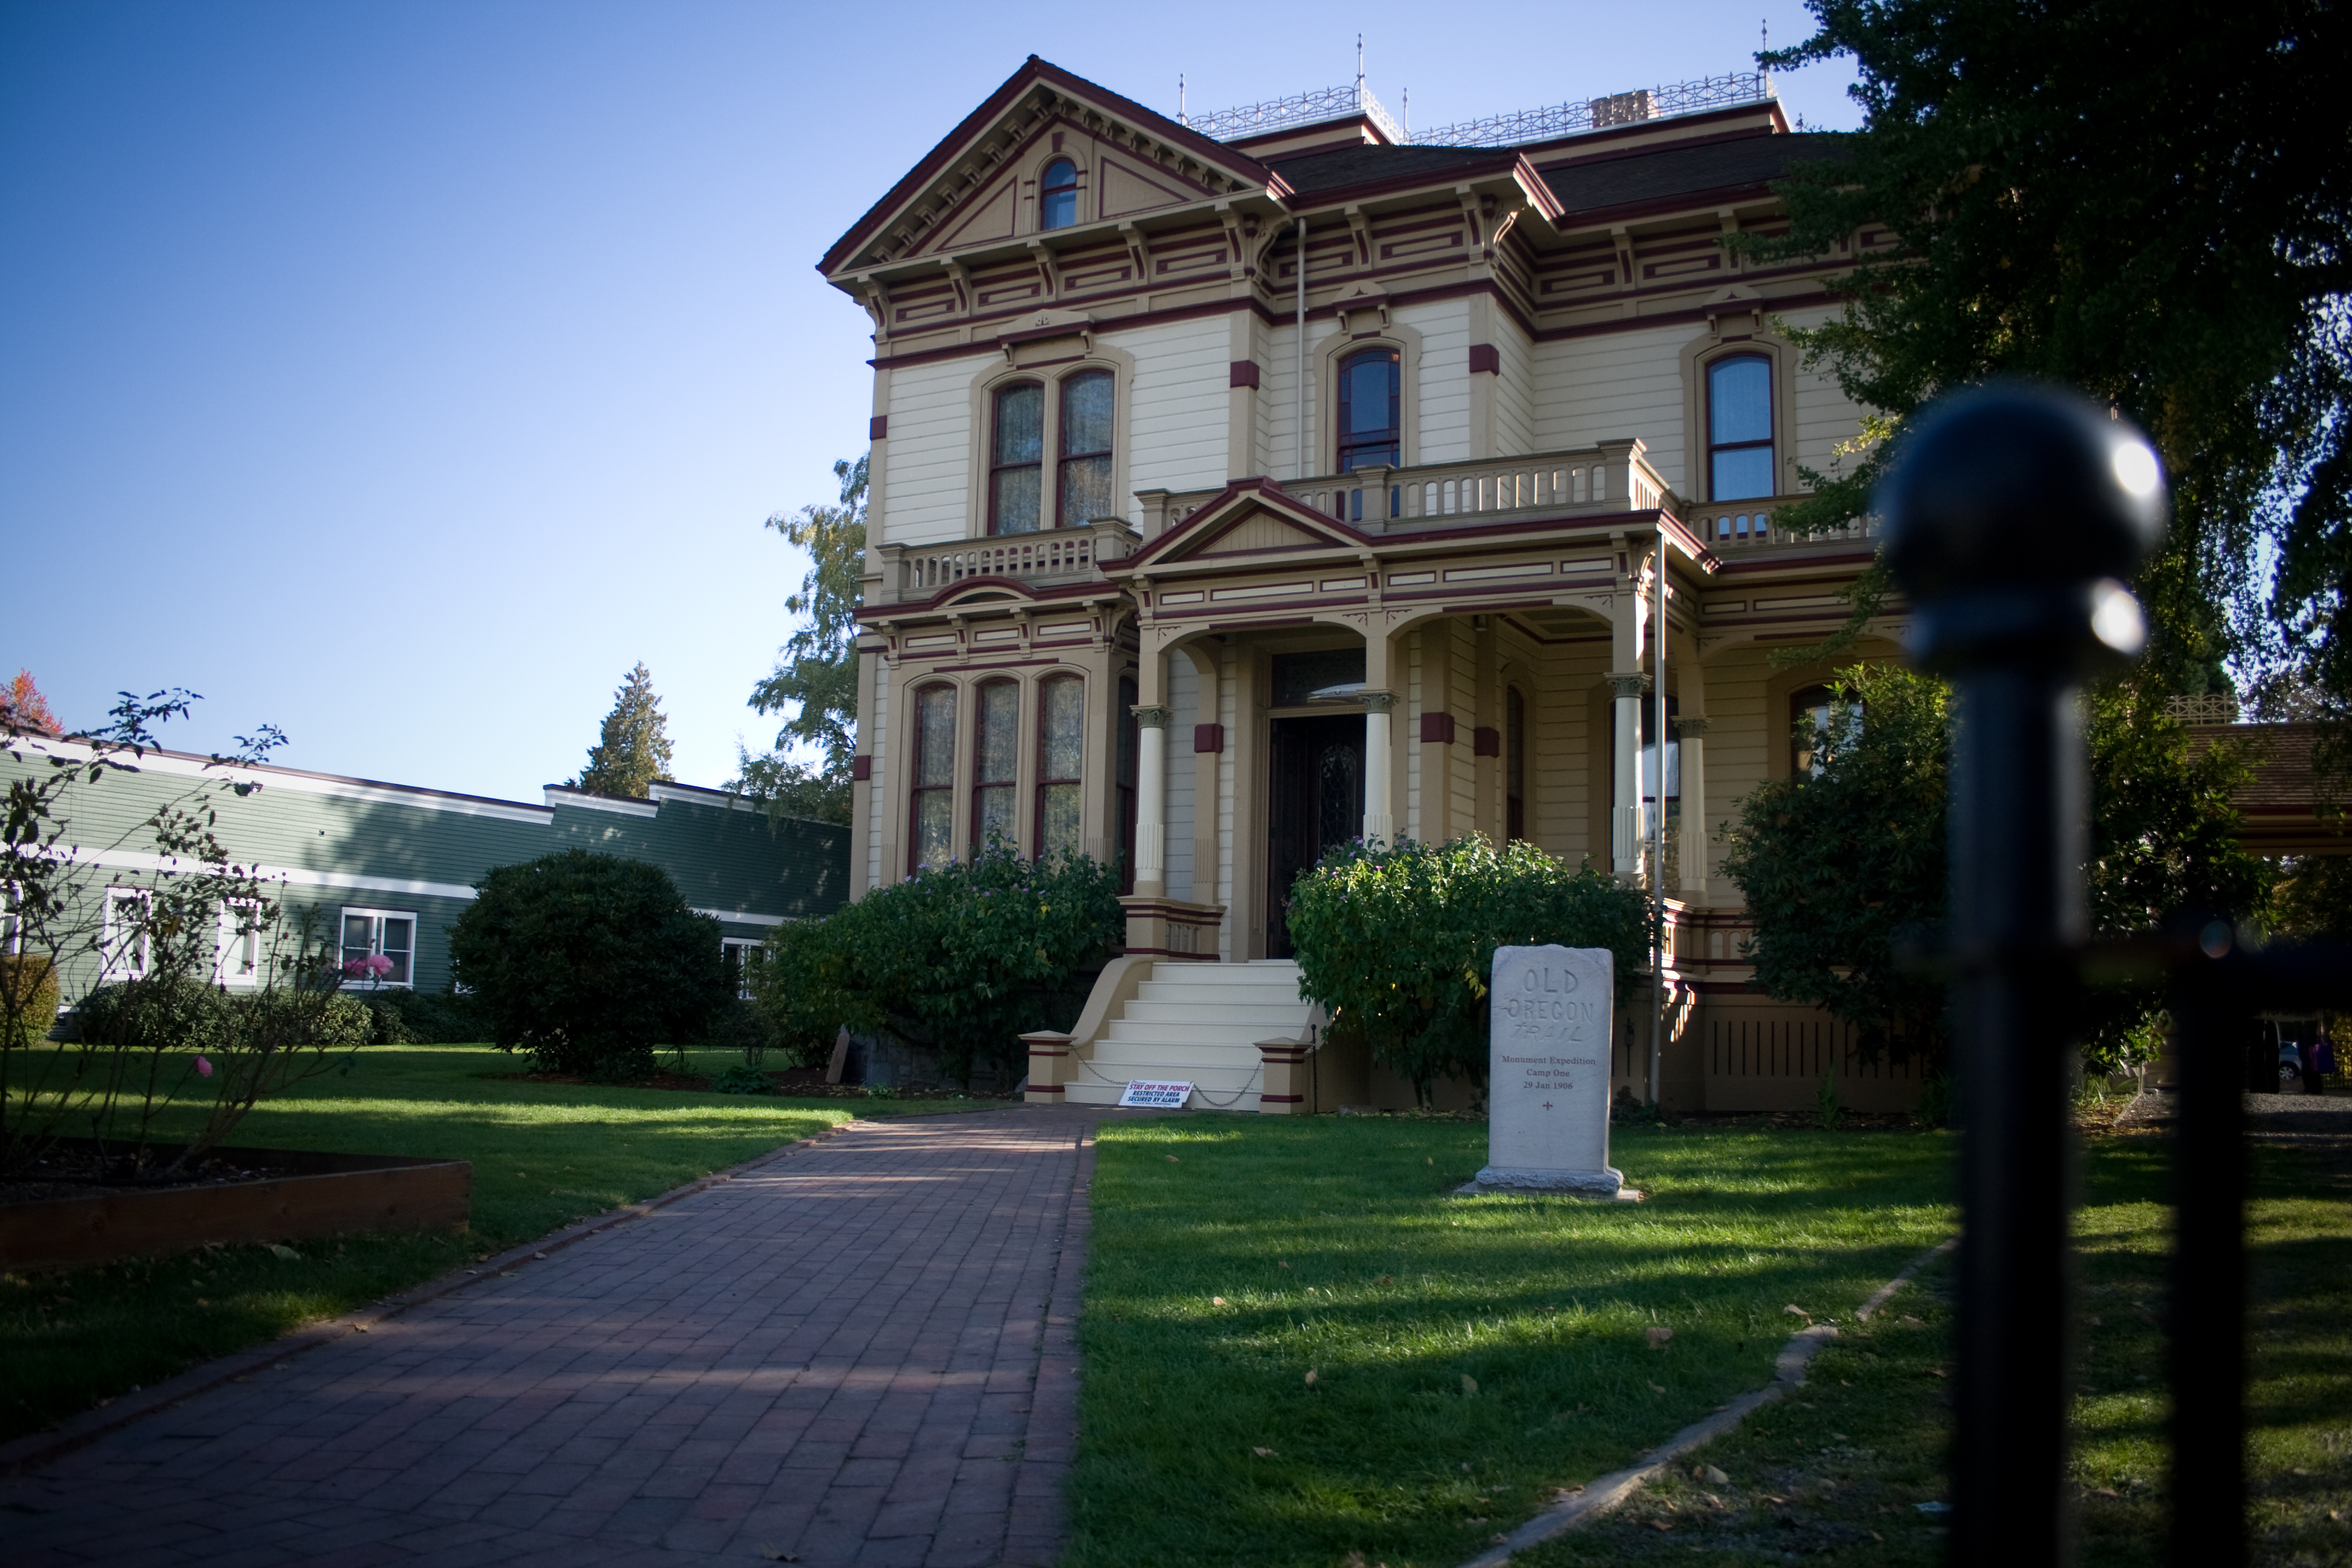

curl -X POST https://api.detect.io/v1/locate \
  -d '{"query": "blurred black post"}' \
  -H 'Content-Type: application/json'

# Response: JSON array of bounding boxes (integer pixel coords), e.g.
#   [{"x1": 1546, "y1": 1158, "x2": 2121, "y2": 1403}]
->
[
  {"x1": 1880, "y1": 384, "x2": 2167, "y2": 1568},
  {"x1": 2166, "y1": 940, "x2": 2244, "y2": 1567}
]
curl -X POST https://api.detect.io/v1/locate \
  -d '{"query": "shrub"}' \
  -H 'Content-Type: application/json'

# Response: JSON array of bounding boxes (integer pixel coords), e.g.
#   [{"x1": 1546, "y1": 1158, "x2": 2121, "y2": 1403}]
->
[
  {"x1": 753, "y1": 840, "x2": 1122, "y2": 1087},
  {"x1": 358, "y1": 987, "x2": 480, "y2": 1045},
  {"x1": 708, "y1": 1062, "x2": 777, "y2": 1095},
  {"x1": 448, "y1": 849, "x2": 727, "y2": 1080},
  {"x1": 1285, "y1": 835, "x2": 1650, "y2": 1104},
  {"x1": 1, "y1": 956, "x2": 59, "y2": 1047},
  {"x1": 74, "y1": 976, "x2": 238, "y2": 1054},
  {"x1": 704, "y1": 997, "x2": 779, "y2": 1063}
]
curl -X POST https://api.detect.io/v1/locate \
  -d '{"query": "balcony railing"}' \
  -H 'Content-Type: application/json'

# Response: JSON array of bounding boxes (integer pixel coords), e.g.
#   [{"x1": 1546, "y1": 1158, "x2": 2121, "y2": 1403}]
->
[
  {"x1": 1688, "y1": 498, "x2": 1880, "y2": 552},
  {"x1": 1137, "y1": 441, "x2": 1672, "y2": 540},
  {"x1": 872, "y1": 518, "x2": 1139, "y2": 604}
]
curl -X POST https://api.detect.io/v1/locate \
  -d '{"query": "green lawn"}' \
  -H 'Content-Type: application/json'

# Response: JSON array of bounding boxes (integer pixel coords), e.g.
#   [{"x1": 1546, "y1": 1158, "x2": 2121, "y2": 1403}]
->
[
  {"x1": 0, "y1": 1043, "x2": 975, "y2": 1443},
  {"x1": 1519, "y1": 1134, "x2": 2352, "y2": 1567},
  {"x1": 1067, "y1": 1114, "x2": 1958, "y2": 1568},
  {"x1": 1065, "y1": 1112, "x2": 2349, "y2": 1568}
]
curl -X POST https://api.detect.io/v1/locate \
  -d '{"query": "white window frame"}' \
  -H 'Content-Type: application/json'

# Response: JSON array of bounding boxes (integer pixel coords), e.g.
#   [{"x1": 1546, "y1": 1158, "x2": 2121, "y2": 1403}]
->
[
  {"x1": 102, "y1": 886, "x2": 152, "y2": 982},
  {"x1": 1, "y1": 880, "x2": 20, "y2": 956},
  {"x1": 721, "y1": 937, "x2": 765, "y2": 1001},
  {"x1": 216, "y1": 898, "x2": 266, "y2": 988},
  {"x1": 339, "y1": 906, "x2": 418, "y2": 990}
]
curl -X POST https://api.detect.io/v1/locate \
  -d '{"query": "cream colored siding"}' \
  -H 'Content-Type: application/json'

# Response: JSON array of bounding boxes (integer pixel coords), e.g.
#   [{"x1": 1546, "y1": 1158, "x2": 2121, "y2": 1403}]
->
[
  {"x1": 1530, "y1": 324, "x2": 1696, "y2": 492},
  {"x1": 1164, "y1": 653, "x2": 1198, "y2": 901},
  {"x1": 1115, "y1": 317, "x2": 1233, "y2": 515},
  {"x1": 1403, "y1": 299, "x2": 1472, "y2": 465},
  {"x1": 1491, "y1": 316, "x2": 1537, "y2": 457},
  {"x1": 882, "y1": 354, "x2": 987, "y2": 546},
  {"x1": 1259, "y1": 318, "x2": 1339, "y2": 483},
  {"x1": 1215, "y1": 646, "x2": 1238, "y2": 961},
  {"x1": 1449, "y1": 624, "x2": 1478, "y2": 840},
  {"x1": 864, "y1": 655, "x2": 889, "y2": 890},
  {"x1": 1405, "y1": 632, "x2": 1425, "y2": 841},
  {"x1": 1699, "y1": 644, "x2": 1775, "y2": 903},
  {"x1": 1780, "y1": 307, "x2": 1869, "y2": 488}
]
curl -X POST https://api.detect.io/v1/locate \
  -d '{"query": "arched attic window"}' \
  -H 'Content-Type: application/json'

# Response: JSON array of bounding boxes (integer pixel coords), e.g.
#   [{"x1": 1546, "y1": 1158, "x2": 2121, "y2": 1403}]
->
[{"x1": 1040, "y1": 158, "x2": 1079, "y2": 230}]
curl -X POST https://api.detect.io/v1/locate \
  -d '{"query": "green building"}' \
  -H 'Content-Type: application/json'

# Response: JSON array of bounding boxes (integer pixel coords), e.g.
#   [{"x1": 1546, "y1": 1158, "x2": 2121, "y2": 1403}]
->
[{"x1": 3, "y1": 737, "x2": 848, "y2": 1005}]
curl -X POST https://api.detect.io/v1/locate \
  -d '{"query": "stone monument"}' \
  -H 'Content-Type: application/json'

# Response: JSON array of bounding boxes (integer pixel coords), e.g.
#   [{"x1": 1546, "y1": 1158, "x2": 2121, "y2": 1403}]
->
[{"x1": 1463, "y1": 944, "x2": 1627, "y2": 1198}]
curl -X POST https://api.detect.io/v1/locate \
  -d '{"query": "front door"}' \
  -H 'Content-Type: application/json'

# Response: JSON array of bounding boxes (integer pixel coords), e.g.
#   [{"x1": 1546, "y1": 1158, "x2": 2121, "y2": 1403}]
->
[{"x1": 1266, "y1": 713, "x2": 1365, "y2": 958}]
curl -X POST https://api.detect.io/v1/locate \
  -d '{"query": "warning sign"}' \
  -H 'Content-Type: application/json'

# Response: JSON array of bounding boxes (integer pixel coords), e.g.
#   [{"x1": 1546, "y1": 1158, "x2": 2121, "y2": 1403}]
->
[{"x1": 1117, "y1": 1080, "x2": 1194, "y2": 1108}]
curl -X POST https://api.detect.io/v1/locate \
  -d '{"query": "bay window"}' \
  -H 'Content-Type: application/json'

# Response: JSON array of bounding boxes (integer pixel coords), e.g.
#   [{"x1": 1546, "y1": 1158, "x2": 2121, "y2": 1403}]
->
[
  {"x1": 910, "y1": 684, "x2": 957, "y2": 872},
  {"x1": 972, "y1": 679, "x2": 1020, "y2": 849},
  {"x1": 1036, "y1": 676, "x2": 1084, "y2": 860}
]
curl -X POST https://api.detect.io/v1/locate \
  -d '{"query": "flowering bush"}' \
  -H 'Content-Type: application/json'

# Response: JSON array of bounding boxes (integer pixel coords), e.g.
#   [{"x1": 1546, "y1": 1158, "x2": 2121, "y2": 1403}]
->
[{"x1": 1285, "y1": 835, "x2": 1648, "y2": 1104}]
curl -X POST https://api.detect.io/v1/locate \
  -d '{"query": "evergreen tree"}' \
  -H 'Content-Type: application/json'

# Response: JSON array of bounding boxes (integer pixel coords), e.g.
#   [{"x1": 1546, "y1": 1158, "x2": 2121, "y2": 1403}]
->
[
  {"x1": 733, "y1": 454, "x2": 866, "y2": 825},
  {"x1": 572, "y1": 662, "x2": 674, "y2": 799}
]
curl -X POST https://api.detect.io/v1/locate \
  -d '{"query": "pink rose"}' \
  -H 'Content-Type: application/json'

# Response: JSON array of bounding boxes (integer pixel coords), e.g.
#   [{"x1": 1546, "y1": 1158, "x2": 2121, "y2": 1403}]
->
[{"x1": 195, "y1": 1055, "x2": 214, "y2": 1077}]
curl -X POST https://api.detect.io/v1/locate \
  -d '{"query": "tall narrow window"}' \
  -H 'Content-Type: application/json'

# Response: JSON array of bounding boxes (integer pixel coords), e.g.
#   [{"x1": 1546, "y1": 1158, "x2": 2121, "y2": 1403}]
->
[
  {"x1": 1036, "y1": 675, "x2": 1084, "y2": 860},
  {"x1": 1707, "y1": 354, "x2": 1774, "y2": 501},
  {"x1": 217, "y1": 899, "x2": 263, "y2": 987},
  {"x1": 1337, "y1": 347, "x2": 1401, "y2": 472},
  {"x1": 910, "y1": 684, "x2": 957, "y2": 871},
  {"x1": 101, "y1": 887, "x2": 151, "y2": 982},
  {"x1": 1117, "y1": 676, "x2": 1138, "y2": 894},
  {"x1": 990, "y1": 383, "x2": 1044, "y2": 535},
  {"x1": 1789, "y1": 683, "x2": 1863, "y2": 777},
  {"x1": 1057, "y1": 370, "x2": 1115, "y2": 528},
  {"x1": 1039, "y1": 158, "x2": 1079, "y2": 230},
  {"x1": 1506, "y1": 687, "x2": 1527, "y2": 842},
  {"x1": 972, "y1": 679, "x2": 1020, "y2": 850}
]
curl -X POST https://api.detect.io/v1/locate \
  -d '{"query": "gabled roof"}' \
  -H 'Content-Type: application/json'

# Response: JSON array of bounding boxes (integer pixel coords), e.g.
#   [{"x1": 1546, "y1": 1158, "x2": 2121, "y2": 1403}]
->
[
  {"x1": 819, "y1": 56, "x2": 1283, "y2": 278},
  {"x1": 1112, "y1": 480, "x2": 1375, "y2": 573}
]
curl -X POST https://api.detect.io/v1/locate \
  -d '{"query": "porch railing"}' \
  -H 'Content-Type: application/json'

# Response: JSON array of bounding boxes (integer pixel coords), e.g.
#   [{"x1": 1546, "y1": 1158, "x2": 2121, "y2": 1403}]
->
[{"x1": 871, "y1": 518, "x2": 1140, "y2": 604}]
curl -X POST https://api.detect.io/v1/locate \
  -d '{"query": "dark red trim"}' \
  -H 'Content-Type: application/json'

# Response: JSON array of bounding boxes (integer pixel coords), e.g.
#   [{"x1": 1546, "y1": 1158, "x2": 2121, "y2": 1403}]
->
[
  {"x1": 850, "y1": 756, "x2": 873, "y2": 782},
  {"x1": 1467, "y1": 343, "x2": 1500, "y2": 374},
  {"x1": 1473, "y1": 726, "x2": 1501, "y2": 757},
  {"x1": 1420, "y1": 711, "x2": 1457, "y2": 745},
  {"x1": 1193, "y1": 723, "x2": 1224, "y2": 754},
  {"x1": 869, "y1": 414, "x2": 888, "y2": 440},
  {"x1": 1229, "y1": 359, "x2": 1261, "y2": 389}
]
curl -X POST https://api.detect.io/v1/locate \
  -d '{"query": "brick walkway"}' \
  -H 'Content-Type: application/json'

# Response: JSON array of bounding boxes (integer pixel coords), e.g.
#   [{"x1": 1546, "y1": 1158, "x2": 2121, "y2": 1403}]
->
[{"x1": 4, "y1": 1105, "x2": 1118, "y2": 1567}]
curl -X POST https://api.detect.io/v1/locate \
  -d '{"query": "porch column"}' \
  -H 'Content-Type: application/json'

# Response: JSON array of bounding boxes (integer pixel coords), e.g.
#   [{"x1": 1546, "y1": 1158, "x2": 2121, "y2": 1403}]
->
[
  {"x1": 1133, "y1": 705, "x2": 1170, "y2": 897},
  {"x1": 1609, "y1": 673, "x2": 1644, "y2": 878},
  {"x1": 1676, "y1": 718, "x2": 1709, "y2": 894},
  {"x1": 1363, "y1": 691, "x2": 1397, "y2": 846}
]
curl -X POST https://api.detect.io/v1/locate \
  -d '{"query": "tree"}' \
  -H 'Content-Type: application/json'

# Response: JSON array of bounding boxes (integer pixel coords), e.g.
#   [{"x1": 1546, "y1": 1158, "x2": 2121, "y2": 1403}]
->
[
  {"x1": 1720, "y1": 663, "x2": 2270, "y2": 1074},
  {"x1": 572, "y1": 662, "x2": 673, "y2": 800},
  {"x1": 448, "y1": 849, "x2": 727, "y2": 1079},
  {"x1": 1749, "y1": 1, "x2": 2351, "y2": 731},
  {"x1": 1, "y1": 670, "x2": 61, "y2": 736},
  {"x1": 1284, "y1": 835, "x2": 1650, "y2": 1105},
  {"x1": 734, "y1": 454, "x2": 866, "y2": 825}
]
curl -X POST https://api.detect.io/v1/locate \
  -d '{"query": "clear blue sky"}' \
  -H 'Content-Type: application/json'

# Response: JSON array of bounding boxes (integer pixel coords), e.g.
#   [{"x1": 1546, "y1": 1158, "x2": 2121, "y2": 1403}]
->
[{"x1": 1, "y1": 1, "x2": 1860, "y2": 803}]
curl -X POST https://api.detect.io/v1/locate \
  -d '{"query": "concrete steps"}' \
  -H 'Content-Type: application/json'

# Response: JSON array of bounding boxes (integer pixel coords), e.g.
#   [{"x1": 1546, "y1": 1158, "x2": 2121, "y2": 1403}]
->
[{"x1": 1060, "y1": 960, "x2": 1315, "y2": 1109}]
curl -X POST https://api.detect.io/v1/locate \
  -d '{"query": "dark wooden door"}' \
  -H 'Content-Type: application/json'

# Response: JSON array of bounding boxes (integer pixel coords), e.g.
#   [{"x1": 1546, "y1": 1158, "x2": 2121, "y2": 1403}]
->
[{"x1": 1267, "y1": 714, "x2": 1365, "y2": 958}]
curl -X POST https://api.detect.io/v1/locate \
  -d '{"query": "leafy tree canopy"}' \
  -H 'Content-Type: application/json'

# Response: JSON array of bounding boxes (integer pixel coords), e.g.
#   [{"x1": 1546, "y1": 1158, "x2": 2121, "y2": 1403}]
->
[
  {"x1": 1751, "y1": 0, "x2": 2351, "y2": 727},
  {"x1": 1, "y1": 670, "x2": 60, "y2": 736},
  {"x1": 734, "y1": 454, "x2": 867, "y2": 825},
  {"x1": 1284, "y1": 836, "x2": 1650, "y2": 1103},
  {"x1": 572, "y1": 662, "x2": 674, "y2": 800},
  {"x1": 1720, "y1": 663, "x2": 2270, "y2": 1073}
]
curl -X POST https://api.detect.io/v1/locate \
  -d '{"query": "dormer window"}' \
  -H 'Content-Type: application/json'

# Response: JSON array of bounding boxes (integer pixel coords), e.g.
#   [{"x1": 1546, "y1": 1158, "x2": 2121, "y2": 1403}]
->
[{"x1": 1040, "y1": 158, "x2": 1079, "y2": 230}]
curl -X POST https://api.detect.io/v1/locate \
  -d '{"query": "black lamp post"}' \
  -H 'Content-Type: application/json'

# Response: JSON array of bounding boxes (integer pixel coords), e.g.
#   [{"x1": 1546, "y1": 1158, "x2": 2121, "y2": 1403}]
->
[{"x1": 1880, "y1": 383, "x2": 2167, "y2": 1567}]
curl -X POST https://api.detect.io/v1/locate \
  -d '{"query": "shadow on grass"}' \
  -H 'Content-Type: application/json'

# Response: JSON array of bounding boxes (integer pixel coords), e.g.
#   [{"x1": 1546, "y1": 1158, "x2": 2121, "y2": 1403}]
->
[{"x1": 1068, "y1": 1116, "x2": 1957, "y2": 1568}]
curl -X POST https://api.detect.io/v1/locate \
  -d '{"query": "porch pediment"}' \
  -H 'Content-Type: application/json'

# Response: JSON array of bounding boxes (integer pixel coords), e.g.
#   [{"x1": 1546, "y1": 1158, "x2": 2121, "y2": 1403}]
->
[{"x1": 1120, "y1": 481, "x2": 1371, "y2": 573}]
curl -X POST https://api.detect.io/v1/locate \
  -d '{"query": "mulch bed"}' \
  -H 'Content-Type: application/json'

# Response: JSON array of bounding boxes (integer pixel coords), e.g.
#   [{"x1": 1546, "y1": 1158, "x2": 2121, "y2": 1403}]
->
[{"x1": 1, "y1": 1148, "x2": 300, "y2": 1207}]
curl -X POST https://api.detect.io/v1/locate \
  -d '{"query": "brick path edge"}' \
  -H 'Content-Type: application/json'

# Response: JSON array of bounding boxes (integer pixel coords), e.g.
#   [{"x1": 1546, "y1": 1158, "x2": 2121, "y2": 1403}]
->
[{"x1": 0, "y1": 1116, "x2": 863, "y2": 1477}]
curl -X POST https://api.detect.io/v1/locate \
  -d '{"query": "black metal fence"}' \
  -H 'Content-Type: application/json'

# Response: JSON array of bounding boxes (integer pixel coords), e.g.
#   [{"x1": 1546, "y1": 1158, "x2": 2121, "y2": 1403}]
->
[{"x1": 1881, "y1": 383, "x2": 2351, "y2": 1568}]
